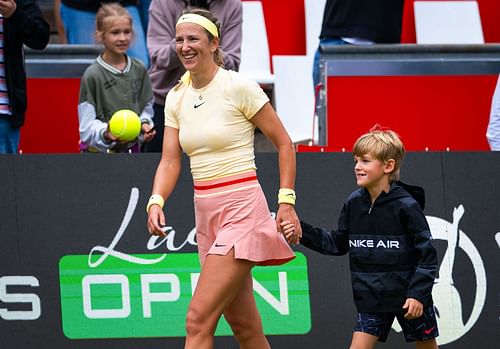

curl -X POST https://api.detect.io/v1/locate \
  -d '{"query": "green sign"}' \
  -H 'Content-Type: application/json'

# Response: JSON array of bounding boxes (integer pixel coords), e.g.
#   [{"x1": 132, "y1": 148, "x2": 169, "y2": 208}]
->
[{"x1": 59, "y1": 252, "x2": 311, "y2": 339}]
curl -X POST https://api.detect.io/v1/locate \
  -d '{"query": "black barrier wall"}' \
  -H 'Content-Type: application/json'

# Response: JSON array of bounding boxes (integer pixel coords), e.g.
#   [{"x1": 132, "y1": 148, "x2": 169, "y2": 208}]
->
[{"x1": 0, "y1": 153, "x2": 499, "y2": 348}]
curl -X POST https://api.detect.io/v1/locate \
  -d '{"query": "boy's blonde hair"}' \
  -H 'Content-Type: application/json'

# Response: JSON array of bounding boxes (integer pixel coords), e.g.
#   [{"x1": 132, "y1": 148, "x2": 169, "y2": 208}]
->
[
  {"x1": 95, "y1": 3, "x2": 133, "y2": 39},
  {"x1": 353, "y1": 125, "x2": 405, "y2": 182}
]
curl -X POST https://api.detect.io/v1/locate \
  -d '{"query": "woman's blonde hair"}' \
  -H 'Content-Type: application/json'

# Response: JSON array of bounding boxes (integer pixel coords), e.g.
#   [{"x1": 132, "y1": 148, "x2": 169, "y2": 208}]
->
[
  {"x1": 181, "y1": 8, "x2": 225, "y2": 67},
  {"x1": 353, "y1": 125, "x2": 405, "y2": 182},
  {"x1": 95, "y1": 3, "x2": 133, "y2": 41}
]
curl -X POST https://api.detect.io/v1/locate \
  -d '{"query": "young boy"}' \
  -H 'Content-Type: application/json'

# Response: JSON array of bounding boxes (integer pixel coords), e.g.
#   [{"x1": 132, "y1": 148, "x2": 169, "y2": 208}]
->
[{"x1": 283, "y1": 127, "x2": 439, "y2": 348}]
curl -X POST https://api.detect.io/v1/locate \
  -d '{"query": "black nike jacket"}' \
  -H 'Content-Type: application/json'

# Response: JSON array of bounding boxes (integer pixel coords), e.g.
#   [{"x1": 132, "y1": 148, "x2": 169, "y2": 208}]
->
[{"x1": 300, "y1": 181, "x2": 438, "y2": 313}]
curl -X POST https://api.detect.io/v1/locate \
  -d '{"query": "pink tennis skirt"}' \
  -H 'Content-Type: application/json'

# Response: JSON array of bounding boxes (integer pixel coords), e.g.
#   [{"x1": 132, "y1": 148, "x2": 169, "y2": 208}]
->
[{"x1": 193, "y1": 171, "x2": 295, "y2": 266}]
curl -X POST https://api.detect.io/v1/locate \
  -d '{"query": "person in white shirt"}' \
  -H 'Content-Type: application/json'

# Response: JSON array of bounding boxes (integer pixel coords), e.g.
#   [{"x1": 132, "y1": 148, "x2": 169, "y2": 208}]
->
[{"x1": 487, "y1": 75, "x2": 500, "y2": 150}]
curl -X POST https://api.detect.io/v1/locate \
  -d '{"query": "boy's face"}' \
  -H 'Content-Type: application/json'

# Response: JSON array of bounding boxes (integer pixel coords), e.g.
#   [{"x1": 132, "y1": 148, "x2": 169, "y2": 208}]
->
[{"x1": 354, "y1": 153, "x2": 393, "y2": 191}]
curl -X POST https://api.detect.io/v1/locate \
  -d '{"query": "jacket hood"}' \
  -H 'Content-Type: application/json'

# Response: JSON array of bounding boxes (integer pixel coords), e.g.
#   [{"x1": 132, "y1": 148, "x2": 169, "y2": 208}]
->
[
  {"x1": 361, "y1": 181, "x2": 426, "y2": 210},
  {"x1": 394, "y1": 181, "x2": 426, "y2": 210}
]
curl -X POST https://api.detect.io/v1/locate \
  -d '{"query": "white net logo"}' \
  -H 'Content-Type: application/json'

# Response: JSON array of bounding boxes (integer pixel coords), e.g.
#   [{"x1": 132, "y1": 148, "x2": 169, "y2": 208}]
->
[{"x1": 393, "y1": 204, "x2": 487, "y2": 345}]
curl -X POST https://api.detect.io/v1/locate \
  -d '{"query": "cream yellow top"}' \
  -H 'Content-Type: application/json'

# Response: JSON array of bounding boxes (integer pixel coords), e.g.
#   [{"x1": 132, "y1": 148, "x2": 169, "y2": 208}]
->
[{"x1": 164, "y1": 68, "x2": 269, "y2": 180}]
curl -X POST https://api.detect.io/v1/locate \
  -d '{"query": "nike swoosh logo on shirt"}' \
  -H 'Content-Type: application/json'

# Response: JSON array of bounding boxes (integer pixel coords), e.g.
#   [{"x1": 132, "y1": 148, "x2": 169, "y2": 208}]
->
[
  {"x1": 215, "y1": 243, "x2": 226, "y2": 247},
  {"x1": 194, "y1": 102, "x2": 206, "y2": 109}
]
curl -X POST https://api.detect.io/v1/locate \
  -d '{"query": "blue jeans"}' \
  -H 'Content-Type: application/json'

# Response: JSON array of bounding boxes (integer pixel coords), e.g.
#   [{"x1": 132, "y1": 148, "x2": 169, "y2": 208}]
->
[
  {"x1": 60, "y1": 3, "x2": 149, "y2": 68},
  {"x1": 0, "y1": 117, "x2": 20, "y2": 154},
  {"x1": 312, "y1": 38, "x2": 349, "y2": 89}
]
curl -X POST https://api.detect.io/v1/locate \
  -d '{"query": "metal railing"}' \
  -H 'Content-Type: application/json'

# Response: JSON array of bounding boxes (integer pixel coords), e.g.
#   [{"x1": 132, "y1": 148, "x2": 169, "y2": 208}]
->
[
  {"x1": 316, "y1": 44, "x2": 500, "y2": 145},
  {"x1": 25, "y1": 44, "x2": 103, "y2": 78}
]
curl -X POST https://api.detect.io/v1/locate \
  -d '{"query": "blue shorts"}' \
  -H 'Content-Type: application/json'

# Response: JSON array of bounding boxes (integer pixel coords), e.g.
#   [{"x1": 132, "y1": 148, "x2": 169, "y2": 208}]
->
[{"x1": 354, "y1": 305, "x2": 439, "y2": 342}]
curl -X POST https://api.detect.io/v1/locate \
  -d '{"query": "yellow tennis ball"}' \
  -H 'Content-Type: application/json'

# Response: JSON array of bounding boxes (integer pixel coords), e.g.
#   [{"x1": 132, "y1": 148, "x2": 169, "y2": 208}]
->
[{"x1": 109, "y1": 109, "x2": 141, "y2": 141}]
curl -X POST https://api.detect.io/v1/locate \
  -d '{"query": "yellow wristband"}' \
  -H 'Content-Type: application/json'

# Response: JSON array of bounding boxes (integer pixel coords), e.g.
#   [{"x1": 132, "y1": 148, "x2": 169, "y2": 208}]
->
[
  {"x1": 278, "y1": 188, "x2": 296, "y2": 205},
  {"x1": 146, "y1": 194, "x2": 164, "y2": 213}
]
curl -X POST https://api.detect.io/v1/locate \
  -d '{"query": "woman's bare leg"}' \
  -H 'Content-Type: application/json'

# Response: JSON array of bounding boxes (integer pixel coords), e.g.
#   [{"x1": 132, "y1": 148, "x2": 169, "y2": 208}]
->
[
  {"x1": 184, "y1": 249, "x2": 255, "y2": 349},
  {"x1": 223, "y1": 272, "x2": 271, "y2": 348}
]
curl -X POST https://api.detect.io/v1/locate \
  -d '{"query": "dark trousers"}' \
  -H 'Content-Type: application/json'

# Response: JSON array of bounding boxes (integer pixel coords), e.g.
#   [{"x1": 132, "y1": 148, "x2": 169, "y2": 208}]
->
[{"x1": 142, "y1": 103, "x2": 165, "y2": 153}]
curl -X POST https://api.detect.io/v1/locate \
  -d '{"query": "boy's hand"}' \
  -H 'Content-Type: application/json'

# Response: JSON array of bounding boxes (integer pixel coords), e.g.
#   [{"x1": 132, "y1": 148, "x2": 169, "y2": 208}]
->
[
  {"x1": 402, "y1": 298, "x2": 423, "y2": 319},
  {"x1": 280, "y1": 220, "x2": 296, "y2": 243}
]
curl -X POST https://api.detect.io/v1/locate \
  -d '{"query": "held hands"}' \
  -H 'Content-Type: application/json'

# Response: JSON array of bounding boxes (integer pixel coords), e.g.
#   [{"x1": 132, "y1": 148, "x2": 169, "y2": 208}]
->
[
  {"x1": 276, "y1": 204, "x2": 302, "y2": 245},
  {"x1": 0, "y1": 0, "x2": 17, "y2": 18},
  {"x1": 402, "y1": 298, "x2": 423, "y2": 319},
  {"x1": 280, "y1": 220, "x2": 296, "y2": 243}
]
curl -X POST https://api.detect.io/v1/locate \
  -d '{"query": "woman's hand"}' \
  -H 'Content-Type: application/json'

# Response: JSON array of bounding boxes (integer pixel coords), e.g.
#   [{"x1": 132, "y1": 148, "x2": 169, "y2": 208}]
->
[{"x1": 147, "y1": 205, "x2": 167, "y2": 237}]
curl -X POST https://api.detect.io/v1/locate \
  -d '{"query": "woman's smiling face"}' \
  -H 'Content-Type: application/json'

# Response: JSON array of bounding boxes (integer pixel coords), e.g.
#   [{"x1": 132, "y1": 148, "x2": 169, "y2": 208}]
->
[{"x1": 175, "y1": 23, "x2": 217, "y2": 73}]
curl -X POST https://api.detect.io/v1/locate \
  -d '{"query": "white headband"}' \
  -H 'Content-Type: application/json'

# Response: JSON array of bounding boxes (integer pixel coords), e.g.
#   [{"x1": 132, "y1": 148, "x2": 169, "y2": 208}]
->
[{"x1": 176, "y1": 13, "x2": 219, "y2": 38}]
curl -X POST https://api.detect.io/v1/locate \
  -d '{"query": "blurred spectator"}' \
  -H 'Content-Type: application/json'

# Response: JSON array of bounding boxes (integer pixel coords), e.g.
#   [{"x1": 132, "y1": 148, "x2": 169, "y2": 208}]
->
[
  {"x1": 487, "y1": 75, "x2": 500, "y2": 150},
  {"x1": 143, "y1": 0, "x2": 242, "y2": 152},
  {"x1": 53, "y1": 0, "x2": 67, "y2": 43},
  {"x1": 313, "y1": 0, "x2": 405, "y2": 88},
  {"x1": 0, "y1": 0, "x2": 50, "y2": 154},
  {"x1": 58, "y1": 0, "x2": 149, "y2": 67},
  {"x1": 137, "y1": 0, "x2": 151, "y2": 32}
]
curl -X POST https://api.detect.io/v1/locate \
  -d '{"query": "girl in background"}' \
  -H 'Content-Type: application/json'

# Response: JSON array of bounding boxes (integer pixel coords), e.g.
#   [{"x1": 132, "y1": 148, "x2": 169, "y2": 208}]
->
[{"x1": 78, "y1": 3, "x2": 155, "y2": 153}]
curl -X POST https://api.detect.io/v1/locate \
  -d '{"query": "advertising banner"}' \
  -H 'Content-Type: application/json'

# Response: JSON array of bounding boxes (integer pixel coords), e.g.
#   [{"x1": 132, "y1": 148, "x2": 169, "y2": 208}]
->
[{"x1": 0, "y1": 153, "x2": 498, "y2": 348}]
